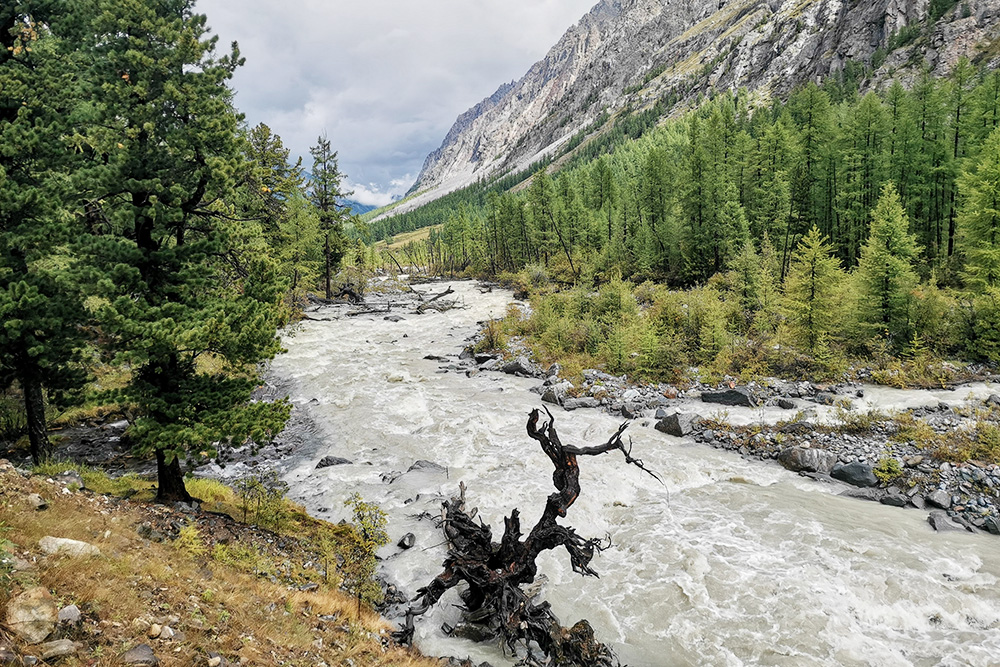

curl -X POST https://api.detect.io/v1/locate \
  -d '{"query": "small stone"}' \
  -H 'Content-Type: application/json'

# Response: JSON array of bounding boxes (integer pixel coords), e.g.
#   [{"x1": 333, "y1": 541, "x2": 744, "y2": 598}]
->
[
  {"x1": 148, "y1": 624, "x2": 162, "y2": 639},
  {"x1": 5, "y1": 587, "x2": 58, "y2": 644},
  {"x1": 397, "y1": 533, "x2": 416, "y2": 550},
  {"x1": 57, "y1": 605, "x2": 81, "y2": 625},
  {"x1": 122, "y1": 643, "x2": 159, "y2": 666},
  {"x1": 38, "y1": 537, "x2": 101, "y2": 558},
  {"x1": 776, "y1": 398, "x2": 797, "y2": 410},
  {"x1": 39, "y1": 639, "x2": 81, "y2": 660},
  {"x1": 207, "y1": 657, "x2": 223, "y2": 667},
  {"x1": 26, "y1": 494, "x2": 48, "y2": 511},
  {"x1": 158, "y1": 626, "x2": 175, "y2": 641}
]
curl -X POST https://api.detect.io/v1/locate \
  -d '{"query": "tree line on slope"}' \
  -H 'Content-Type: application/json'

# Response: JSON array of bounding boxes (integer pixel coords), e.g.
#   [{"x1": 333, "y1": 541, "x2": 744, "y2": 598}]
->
[
  {"x1": 387, "y1": 65, "x2": 1000, "y2": 376},
  {"x1": 0, "y1": 0, "x2": 357, "y2": 499}
]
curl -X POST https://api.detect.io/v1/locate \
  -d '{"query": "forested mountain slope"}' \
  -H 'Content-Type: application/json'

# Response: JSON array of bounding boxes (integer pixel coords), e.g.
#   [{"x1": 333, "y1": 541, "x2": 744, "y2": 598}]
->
[{"x1": 399, "y1": 0, "x2": 1000, "y2": 213}]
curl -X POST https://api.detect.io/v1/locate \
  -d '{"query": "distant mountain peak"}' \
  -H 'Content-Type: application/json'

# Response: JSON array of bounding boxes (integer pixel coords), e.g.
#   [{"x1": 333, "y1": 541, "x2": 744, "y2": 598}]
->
[{"x1": 401, "y1": 0, "x2": 1000, "y2": 212}]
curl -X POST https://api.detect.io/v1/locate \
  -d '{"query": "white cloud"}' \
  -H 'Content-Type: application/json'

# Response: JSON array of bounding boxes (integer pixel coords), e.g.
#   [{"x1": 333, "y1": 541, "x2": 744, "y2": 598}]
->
[{"x1": 197, "y1": 0, "x2": 596, "y2": 199}]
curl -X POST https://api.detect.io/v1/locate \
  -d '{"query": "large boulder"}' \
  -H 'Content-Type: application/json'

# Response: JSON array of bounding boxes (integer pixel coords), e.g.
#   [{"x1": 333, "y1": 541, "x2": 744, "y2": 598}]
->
[
  {"x1": 502, "y1": 356, "x2": 539, "y2": 377},
  {"x1": 38, "y1": 537, "x2": 101, "y2": 558},
  {"x1": 562, "y1": 397, "x2": 600, "y2": 411},
  {"x1": 925, "y1": 489, "x2": 952, "y2": 509},
  {"x1": 777, "y1": 447, "x2": 838, "y2": 474},
  {"x1": 927, "y1": 510, "x2": 968, "y2": 533},
  {"x1": 831, "y1": 461, "x2": 878, "y2": 488},
  {"x1": 701, "y1": 387, "x2": 758, "y2": 408},
  {"x1": 654, "y1": 413, "x2": 702, "y2": 437},
  {"x1": 5, "y1": 587, "x2": 58, "y2": 644},
  {"x1": 315, "y1": 456, "x2": 352, "y2": 469}
]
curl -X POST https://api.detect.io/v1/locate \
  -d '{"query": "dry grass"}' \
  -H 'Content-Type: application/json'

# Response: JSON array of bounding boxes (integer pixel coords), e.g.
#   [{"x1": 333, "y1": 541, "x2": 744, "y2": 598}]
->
[{"x1": 0, "y1": 462, "x2": 440, "y2": 667}]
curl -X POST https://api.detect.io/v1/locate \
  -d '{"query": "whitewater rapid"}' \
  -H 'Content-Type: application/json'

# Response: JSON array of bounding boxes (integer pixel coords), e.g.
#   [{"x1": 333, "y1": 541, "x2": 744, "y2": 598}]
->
[{"x1": 263, "y1": 281, "x2": 1000, "y2": 667}]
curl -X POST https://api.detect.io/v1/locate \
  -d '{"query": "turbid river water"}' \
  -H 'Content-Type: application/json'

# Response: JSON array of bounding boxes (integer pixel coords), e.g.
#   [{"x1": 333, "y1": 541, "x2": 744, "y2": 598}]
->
[{"x1": 260, "y1": 281, "x2": 1000, "y2": 667}]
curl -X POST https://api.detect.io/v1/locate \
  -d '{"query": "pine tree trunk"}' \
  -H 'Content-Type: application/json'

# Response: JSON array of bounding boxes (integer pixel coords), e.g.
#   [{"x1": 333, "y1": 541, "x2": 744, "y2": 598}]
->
[
  {"x1": 22, "y1": 375, "x2": 50, "y2": 466},
  {"x1": 155, "y1": 448, "x2": 193, "y2": 503},
  {"x1": 325, "y1": 233, "x2": 332, "y2": 299}
]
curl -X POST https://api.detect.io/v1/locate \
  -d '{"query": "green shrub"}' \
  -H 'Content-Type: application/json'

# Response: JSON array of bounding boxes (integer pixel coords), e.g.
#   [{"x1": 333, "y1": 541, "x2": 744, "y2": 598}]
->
[
  {"x1": 873, "y1": 457, "x2": 903, "y2": 484},
  {"x1": 235, "y1": 471, "x2": 289, "y2": 530},
  {"x1": 341, "y1": 493, "x2": 389, "y2": 616}
]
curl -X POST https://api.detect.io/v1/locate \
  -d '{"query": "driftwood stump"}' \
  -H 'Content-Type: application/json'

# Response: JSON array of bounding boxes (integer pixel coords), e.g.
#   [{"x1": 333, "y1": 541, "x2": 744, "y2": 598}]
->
[{"x1": 394, "y1": 408, "x2": 660, "y2": 666}]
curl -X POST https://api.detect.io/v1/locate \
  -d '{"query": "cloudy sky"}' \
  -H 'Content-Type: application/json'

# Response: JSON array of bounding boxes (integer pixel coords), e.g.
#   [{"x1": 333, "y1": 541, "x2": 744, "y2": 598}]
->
[{"x1": 196, "y1": 0, "x2": 596, "y2": 207}]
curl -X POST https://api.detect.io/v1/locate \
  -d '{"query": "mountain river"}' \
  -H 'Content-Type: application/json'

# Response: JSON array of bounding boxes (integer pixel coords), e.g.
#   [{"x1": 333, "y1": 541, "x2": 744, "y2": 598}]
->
[{"x1": 254, "y1": 280, "x2": 1000, "y2": 666}]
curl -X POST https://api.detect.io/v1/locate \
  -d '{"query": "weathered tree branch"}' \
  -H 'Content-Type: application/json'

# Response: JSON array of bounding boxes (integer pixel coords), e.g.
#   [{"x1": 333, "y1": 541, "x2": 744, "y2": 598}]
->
[{"x1": 393, "y1": 409, "x2": 659, "y2": 665}]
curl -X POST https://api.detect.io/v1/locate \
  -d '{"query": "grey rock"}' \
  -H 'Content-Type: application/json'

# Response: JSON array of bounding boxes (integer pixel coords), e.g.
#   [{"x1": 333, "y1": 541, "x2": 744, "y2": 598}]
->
[
  {"x1": 316, "y1": 456, "x2": 352, "y2": 469},
  {"x1": 5, "y1": 587, "x2": 58, "y2": 644},
  {"x1": 620, "y1": 402, "x2": 643, "y2": 419},
  {"x1": 408, "y1": 460, "x2": 447, "y2": 474},
  {"x1": 57, "y1": 605, "x2": 81, "y2": 625},
  {"x1": 562, "y1": 397, "x2": 600, "y2": 411},
  {"x1": 122, "y1": 643, "x2": 159, "y2": 666},
  {"x1": 831, "y1": 462, "x2": 878, "y2": 488},
  {"x1": 474, "y1": 353, "x2": 497, "y2": 364},
  {"x1": 541, "y1": 387, "x2": 562, "y2": 405},
  {"x1": 984, "y1": 517, "x2": 1000, "y2": 536},
  {"x1": 398, "y1": 532, "x2": 416, "y2": 550},
  {"x1": 813, "y1": 392, "x2": 838, "y2": 406},
  {"x1": 502, "y1": 356, "x2": 539, "y2": 377},
  {"x1": 654, "y1": 412, "x2": 702, "y2": 437},
  {"x1": 26, "y1": 494, "x2": 47, "y2": 511},
  {"x1": 39, "y1": 640, "x2": 81, "y2": 660},
  {"x1": 383, "y1": 315, "x2": 404, "y2": 322},
  {"x1": 839, "y1": 487, "x2": 886, "y2": 502},
  {"x1": 927, "y1": 510, "x2": 968, "y2": 533},
  {"x1": 0, "y1": 646, "x2": 20, "y2": 665},
  {"x1": 925, "y1": 490, "x2": 952, "y2": 509},
  {"x1": 778, "y1": 447, "x2": 838, "y2": 474},
  {"x1": 38, "y1": 537, "x2": 101, "y2": 558},
  {"x1": 776, "y1": 398, "x2": 797, "y2": 410},
  {"x1": 880, "y1": 494, "x2": 909, "y2": 507},
  {"x1": 701, "y1": 387, "x2": 758, "y2": 408}
]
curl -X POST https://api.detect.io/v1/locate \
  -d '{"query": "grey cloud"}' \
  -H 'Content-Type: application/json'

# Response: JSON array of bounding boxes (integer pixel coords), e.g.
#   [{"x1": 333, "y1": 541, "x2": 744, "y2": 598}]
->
[{"x1": 197, "y1": 0, "x2": 595, "y2": 199}]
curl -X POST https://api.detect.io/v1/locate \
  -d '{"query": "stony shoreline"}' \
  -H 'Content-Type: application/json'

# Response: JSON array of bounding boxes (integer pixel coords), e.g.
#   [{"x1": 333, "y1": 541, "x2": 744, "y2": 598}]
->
[{"x1": 446, "y1": 341, "x2": 1000, "y2": 538}]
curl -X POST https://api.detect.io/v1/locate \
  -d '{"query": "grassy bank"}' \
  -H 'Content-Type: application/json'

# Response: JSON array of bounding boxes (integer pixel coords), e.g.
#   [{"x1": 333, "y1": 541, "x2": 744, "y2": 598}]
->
[{"x1": 0, "y1": 461, "x2": 439, "y2": 667}]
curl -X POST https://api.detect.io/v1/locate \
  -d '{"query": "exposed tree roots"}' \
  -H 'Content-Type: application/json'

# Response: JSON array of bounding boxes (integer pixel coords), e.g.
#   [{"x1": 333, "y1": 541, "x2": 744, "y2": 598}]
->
[{"x1": 394, "y1": 408, "x2": 660, "y2": 666}]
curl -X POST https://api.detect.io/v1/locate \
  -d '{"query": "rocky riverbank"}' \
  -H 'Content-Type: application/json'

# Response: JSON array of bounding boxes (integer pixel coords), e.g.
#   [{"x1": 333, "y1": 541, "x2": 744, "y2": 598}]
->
[{"x1": 440, "y1": 334, "x2": 1000, "y2": 538}]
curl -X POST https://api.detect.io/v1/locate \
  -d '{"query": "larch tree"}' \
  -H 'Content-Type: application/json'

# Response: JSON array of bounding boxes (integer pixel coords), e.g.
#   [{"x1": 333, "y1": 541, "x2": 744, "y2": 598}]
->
[
  {"x1": 79, "y1": 0, "x2": 290, "y2": 501},
  {"x1": 783, "y1": 226, "x2": 845, "y2": 351},
  {"x1": 855, "y1": 182, "x2": 921, "y2": 347},
  {"x1": 957, "y1": 125, "x2": 1000, "y2": 291}
]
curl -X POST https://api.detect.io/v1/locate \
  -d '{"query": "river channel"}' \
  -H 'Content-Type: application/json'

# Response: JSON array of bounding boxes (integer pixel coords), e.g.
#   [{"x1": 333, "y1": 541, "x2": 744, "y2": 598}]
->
[{"x1": 261, "y1": 280, "x2": 1000, "y2": 667}]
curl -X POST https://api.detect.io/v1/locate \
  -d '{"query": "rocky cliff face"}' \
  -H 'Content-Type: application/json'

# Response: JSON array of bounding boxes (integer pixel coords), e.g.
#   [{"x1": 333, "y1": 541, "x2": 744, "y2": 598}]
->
[{"x1": 402, "y1": 0, "x2": 1000, "y2": 207}]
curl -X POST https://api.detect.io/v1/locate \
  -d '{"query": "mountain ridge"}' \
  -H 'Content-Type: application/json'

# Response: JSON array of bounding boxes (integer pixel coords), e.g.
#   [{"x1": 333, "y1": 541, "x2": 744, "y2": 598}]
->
[{"x1": 390, "y1": 0, "x2": 999, "y2": 219}]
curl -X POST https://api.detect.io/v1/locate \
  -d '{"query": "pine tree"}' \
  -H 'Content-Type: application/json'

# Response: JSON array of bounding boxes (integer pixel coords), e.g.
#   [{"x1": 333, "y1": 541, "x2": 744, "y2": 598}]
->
[
  {"x1": 783, "y1": 226, "x2": 845, "y2": 351},
  {"x1": 309, "y1": 135, "x2": 351, "y2": 299},
  {"x1": 855, "y1": 183, "x2": 921, "y2": 347},
  {"x1": 80, "y1": 0, "x2": 290, "y2": 501},
  {"x1": 0, "y1": 5, "x2": 90, "y2": 464}
]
